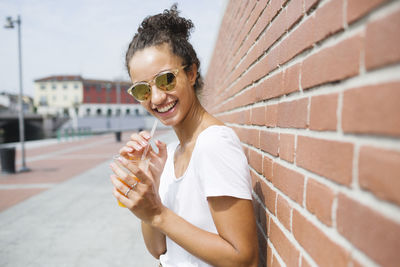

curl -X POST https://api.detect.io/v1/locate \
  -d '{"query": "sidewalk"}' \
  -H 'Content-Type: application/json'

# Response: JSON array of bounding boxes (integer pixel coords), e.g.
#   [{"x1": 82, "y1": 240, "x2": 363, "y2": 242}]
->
[{"x1": 0, "y1": 129, "x2": 177, "y2": 267}]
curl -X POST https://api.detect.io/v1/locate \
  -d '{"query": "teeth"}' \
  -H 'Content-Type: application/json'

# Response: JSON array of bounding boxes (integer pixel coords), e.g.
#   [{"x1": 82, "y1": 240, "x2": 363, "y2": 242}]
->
[{"x1": 156, "y1": 101, "x2": 176, "y2": 113}]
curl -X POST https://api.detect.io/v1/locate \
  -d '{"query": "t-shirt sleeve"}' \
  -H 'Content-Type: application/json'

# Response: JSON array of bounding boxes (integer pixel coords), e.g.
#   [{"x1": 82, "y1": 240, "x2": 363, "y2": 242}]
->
[{"x1": 195, "y1": 127, "x2": 252, "y2": 200}]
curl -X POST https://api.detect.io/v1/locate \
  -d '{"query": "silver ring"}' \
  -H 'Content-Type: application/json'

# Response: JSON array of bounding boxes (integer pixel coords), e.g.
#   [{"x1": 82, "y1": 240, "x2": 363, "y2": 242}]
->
[
  {"x1": 131, "y1": 180, "x2": 138, "y2": 189},
  {"x1": 124, "y1": 188, "x2": 131, "y2": 197}
]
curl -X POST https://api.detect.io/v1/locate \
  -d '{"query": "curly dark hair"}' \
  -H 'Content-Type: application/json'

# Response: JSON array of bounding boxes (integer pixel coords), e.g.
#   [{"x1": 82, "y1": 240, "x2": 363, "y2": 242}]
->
[{"x1": 125, "y1": 4, "x2": 203, "y2": 92}]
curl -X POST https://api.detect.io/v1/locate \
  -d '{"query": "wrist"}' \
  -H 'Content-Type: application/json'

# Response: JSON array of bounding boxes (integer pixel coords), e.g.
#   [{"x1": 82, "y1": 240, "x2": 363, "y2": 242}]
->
[{"x1": 151, "y1": 205, "x2": 169, "y2": 230}]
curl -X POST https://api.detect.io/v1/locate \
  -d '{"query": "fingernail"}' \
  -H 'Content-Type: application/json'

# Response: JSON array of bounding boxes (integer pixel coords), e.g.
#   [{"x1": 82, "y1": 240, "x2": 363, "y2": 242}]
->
[
  {"x1": 141, "y1": 140, "x2": 147, "y2": 146},
  {"x1": 118, "y1": 156, "x2": 127, "y2": 164},
  {"x1": 144, "y1": 132, "x2": 151, "y2": 139}
]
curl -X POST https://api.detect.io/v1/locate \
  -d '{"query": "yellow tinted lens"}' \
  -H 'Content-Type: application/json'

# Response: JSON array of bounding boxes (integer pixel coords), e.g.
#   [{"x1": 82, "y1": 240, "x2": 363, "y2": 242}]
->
[
  {"x1": 132, "y1": 84, "x2": 151, "y2": 101},
  {"x1": 155, "y1": 72, "x2": 176, "y2": 91}
]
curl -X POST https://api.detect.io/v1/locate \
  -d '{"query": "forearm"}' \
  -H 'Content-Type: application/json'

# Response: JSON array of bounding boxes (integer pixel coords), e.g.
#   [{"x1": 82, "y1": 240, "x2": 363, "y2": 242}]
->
[
  {"x1": 141, "y1": 221, "x2": 166, "y2": 259},
  {"x1": 152, "y1": 207, "x2": 256, "y2": 267}
]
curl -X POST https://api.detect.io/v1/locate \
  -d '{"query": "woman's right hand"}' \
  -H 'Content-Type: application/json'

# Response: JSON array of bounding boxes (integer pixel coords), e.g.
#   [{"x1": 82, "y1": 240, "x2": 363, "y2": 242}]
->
[{"x1": 119, "y1": 131, "x2": 167, "y2": 189}]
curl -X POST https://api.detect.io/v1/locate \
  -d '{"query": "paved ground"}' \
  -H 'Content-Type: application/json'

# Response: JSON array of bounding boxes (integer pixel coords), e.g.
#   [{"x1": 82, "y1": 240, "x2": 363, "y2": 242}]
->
[{"x1": 0, "y1": 129, "x2": 177, "y2": 267}]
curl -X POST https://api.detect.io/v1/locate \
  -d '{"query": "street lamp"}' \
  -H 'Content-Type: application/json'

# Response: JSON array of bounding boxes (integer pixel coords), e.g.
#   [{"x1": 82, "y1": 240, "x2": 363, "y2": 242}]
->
[{"x1": 4, "y1": 15, "x2": 30, "y2": 172}]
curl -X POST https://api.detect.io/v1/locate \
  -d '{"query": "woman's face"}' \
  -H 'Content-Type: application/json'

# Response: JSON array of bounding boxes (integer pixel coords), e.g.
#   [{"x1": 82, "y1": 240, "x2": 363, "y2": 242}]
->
[{"x1": 128, "y1": 44, "x2": 197, "y2": 126}]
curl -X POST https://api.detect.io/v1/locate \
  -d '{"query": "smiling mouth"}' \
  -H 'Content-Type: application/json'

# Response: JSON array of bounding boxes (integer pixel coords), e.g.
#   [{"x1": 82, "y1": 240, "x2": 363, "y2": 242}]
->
[{"x1": 155, "y1": 100, "x2": 177, "y2": 113}]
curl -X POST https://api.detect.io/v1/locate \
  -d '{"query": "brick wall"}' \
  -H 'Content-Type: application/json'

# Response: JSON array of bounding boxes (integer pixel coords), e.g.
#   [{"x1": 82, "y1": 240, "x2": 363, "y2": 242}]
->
[{"x1": 203, "y1": 0, "x2": 400, "y2": 266}]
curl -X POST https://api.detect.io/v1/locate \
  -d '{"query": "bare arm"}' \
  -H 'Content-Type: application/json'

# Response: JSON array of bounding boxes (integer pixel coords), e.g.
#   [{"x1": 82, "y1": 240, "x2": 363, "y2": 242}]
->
[
  {"x1": 141, "y1": 221, "x2": 166, "y2": 259},
  {"x1": 151, "y1": 196, "x2": 258, "y2": 267}
]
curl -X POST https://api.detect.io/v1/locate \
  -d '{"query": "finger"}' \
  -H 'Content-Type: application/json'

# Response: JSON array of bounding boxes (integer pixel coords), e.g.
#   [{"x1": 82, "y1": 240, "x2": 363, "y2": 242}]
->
[
  {"x1": 130, "y1": 132, "x2": 149, "y2": 147},
  {"x1": 155, "y1": 140, "x2": 167, "y2": 159},
  {"x1": 139, "y1": 131, "x2": 151, "y2": 140},
  {"x1": 110, "y1": 162, "x2": 138, "y2": 187},
  {"x1": 110, "y1": 174, "x2": 130, "y2": 197},
  {"x1": 112, "y1": 187, "x2": 131, "y2": 208},
  {"x1": 117, "y1": 156, "x2": 151, "y2": 185},
  {"x1": 126, "y1": 141, "x2": 146, "y2": 152}
]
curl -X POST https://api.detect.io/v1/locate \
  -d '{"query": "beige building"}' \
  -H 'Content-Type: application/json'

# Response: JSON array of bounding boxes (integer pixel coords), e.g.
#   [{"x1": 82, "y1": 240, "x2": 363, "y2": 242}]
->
[{"x1": 34, "y1": 75, "x2": 83, "y2": 116}]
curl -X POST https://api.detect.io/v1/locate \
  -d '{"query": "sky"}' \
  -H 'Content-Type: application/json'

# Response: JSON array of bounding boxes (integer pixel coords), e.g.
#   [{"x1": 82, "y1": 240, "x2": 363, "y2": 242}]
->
[{"x1": 0, "y1": 0, "x2": 228, "y2": 97}]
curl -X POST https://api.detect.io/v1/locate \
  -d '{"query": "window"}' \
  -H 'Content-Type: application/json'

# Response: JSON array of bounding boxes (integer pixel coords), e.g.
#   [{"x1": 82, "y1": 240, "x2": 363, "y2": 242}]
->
[
  {"x1": 85, "y1": 86, "x2": 90, "y2": 91},
  {"x1": 86, "y1": 108, "x2": 91, "y2": 116},
  {"x1": 39, "y1": 96, "x2": 47, "y2": 106},
  {"x1": 52, "y1": 84, "x2": 56, "y2": 90},
  {"x1": 63, "y1": 95, "x2": 68, "y2": 101},
  {"x1": 63, "y1": 84, "x2": 68, "y2": 89},
  {"x1": 52, "y1": 95, "x2": 57, "y2": 101},
  {"x1": 126, "y1": 109, "x2": 130, "y2": 115},
  {"x1": 74, "y1": 83, "x2": 79, "y2": 89},
  {"x1": 86, "y1": 96, "x2": 91, "y2": 103},
  {"x1": 96, "y1": 84, "x2": 102, "y2": 92},
  {"x1": 40, "y1": 84, "x2": 46, "y2": 90},
  {"x1": 74, "y1": 95, "x2": 79, "y2": 102}
]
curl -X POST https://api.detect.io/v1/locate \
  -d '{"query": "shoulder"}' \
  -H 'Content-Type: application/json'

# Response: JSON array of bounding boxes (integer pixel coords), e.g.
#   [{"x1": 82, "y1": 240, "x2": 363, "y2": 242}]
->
[{"x1": 196, "y1": 125, "x2": 241, "y2": 151}]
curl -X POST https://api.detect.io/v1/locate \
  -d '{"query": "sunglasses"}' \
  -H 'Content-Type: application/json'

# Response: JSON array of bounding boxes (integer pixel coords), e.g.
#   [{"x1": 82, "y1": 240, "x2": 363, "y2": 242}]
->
[{"x1": 127, "y1": 65, "x2": 186, "y2": 101}]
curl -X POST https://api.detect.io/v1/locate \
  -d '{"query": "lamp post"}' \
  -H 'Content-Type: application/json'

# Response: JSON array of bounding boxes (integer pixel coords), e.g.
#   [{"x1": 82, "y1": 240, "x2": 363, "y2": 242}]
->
[{"x1": 4, "y1": 15, "x2": 30, "y2": 172}]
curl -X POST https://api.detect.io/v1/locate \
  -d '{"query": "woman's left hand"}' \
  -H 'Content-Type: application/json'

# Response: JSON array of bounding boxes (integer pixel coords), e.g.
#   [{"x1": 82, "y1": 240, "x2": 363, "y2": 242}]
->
[{"x1": 110, "y1": 156, "x2": 164, "y2": 224}]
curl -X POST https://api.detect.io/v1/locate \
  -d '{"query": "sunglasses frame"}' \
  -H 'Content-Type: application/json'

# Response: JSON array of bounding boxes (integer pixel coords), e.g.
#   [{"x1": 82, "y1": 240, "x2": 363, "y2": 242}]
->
[{"x1": 127, "y1": 65, "x2": 187, "y2": 102}]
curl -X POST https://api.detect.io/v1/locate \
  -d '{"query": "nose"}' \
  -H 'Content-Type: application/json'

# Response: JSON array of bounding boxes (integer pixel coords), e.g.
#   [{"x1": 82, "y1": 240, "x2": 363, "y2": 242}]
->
[{"x1": 150, "y1": 84, "x2": 167, "y2": 105}]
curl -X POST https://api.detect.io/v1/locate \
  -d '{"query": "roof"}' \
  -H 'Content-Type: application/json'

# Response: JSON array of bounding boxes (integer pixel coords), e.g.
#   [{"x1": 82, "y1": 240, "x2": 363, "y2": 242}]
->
[{"x1": 34, "y1": 75, "x2": 83, "y2": 82}]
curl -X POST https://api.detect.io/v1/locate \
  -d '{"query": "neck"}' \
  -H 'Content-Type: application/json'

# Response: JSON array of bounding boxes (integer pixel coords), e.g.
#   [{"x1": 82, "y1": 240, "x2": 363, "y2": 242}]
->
[{"x1": 173, "y1": 97, "x2": 208, "y2": 146}]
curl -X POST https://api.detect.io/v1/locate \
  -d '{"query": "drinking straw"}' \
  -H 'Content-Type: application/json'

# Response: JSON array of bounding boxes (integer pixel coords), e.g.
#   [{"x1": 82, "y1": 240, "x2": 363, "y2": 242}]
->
[{"x1": 141, "y1": 120, "x2": 158, "y2": 160}]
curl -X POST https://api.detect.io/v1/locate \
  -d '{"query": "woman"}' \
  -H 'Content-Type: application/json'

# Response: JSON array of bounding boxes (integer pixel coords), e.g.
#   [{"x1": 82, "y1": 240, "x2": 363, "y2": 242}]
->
[{"x1": 110, "y1": 5, "x2": 258, "y2": 267}]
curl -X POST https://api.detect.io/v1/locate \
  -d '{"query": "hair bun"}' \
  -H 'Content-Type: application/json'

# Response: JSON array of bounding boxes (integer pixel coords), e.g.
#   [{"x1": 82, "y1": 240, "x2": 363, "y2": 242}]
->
[{"x1": 139, "y1": 3, "x2": 194, "y2": 40}]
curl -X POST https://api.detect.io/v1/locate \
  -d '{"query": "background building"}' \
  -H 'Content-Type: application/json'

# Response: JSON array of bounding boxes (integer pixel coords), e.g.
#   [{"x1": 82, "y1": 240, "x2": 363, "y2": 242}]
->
[{"x1": 34, "y1": 75, "x2": 146, "y2": 117}]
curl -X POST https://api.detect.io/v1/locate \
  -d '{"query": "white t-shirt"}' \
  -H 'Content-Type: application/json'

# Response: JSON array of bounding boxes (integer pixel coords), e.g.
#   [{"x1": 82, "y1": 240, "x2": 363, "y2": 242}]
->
[{"x1": 158, "y1": 125, "x2": 252, "y2": 267}]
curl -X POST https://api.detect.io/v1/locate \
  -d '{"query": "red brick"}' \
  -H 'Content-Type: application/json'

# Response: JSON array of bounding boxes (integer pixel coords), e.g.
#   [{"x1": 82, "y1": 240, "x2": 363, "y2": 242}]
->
[
  {"x1": 366, "y1": 8, "x2": 400, "y2": 70},
  {"x1": 301, "y1": 34, "x2": 362, "y2": 90},
  {"x1": 347, "y1": 0, "x2": 388, "y2": 23},
  {"x1": 282, "y1": 63, "x2": 301, "y2": 95},
  {"x1": 267, "y1": 242, "x2": 273, "y2": 267},
  {"x1": 272, "y1": 255, "x2": 281, "y2": 267},
  {"x1": 249, "y1": 149, "x2": 263, "y2": 174},
  {"x1": 263, "y1": 7, "x2": 287, "y2": 51},
  {"x1": 306, "y1": 178, "x2": 335, "y2": 226},
  {"x1": 252, "y1": 189, "x2": 269, "y2": 230},
  {"x1": 286, "y1": 0, "x2": 304, "y2": 30},
  {"x1": 301, "y1": 257, "x2": 313, "y2": 267},
  {"x1": 263, "y1": 155, "x2": 274, "y2": 182},
  {"x1": 280, "y1": 15, "x2": 315, "y2": 64},
  {"x1": 359, "y1": 146, "x2": 400, "y2": 205},
  {"x1": 313, "y1": 0, "x2": 344, "y2": 43},
  {"x1": 342, "y1": 82, "x2": 400, "y2": 137},
  {"x1": 269, "y1": 219, "x2": 300, "y2": 267},
  {"x1": 309, "y1": 93, "x2": 338, "y2": 131},
  {"x1": 277, "y1": 194, "x2": 292, "y2": 231},
  {"x1": 266, "y1": 104, "x2": 278, "y2": 127},
  {"x1": 279, "y1": 133, "x2": 295, "y2": 163},
  {"x1": 243, "y1": 128, "x2": 259, "y2": 147},
  {"x1": 266, "y1": 45, "x2": 281, "y2": 74},
  {"x1": 260, "y1": 131, "x2": 279, "y2": 156},
  {"x1": 256, "y1": 226, "x2": 268, "y2": 266},
  {"x1": 252, "y1": 106, "x2": 266, "y2": 126},
  {"x1": 337, "y1": 194, "x2": 400, "y2": 267},
  {"x1": 245, "y1": 109, "x2": 252, "y2": 125},
  {"x1": 252, "y1": 174, "x2": 277, "y2": 215},
  {"x1": 305, "y1": 0, "x2": 319, "y2": 12},
  {"x1": 293, "y1": 209, "x2": 350, "y2": 267},
  {"x1": 297, "y1": 136, "x2": 353, "y2": 185},
  {"x1": 273, "y1": 163, "x2": 304, "y2": 204},
  {"x1": 277, "y1": 98, "x2": 308, "y2": 129},
  {"x1": 258, "y1": 71, "x2": 284, "y2": 101}
]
